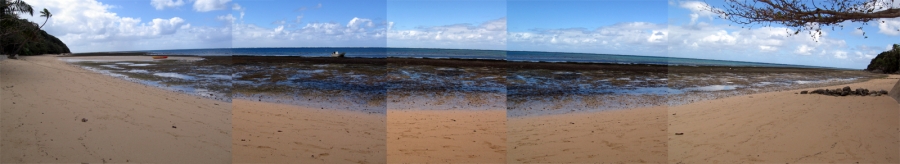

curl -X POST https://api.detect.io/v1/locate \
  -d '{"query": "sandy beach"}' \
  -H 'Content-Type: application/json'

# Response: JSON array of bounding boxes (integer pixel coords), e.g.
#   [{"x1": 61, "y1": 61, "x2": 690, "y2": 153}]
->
[
  {"x1": 232, "y1": 99, "x2": 386, "y2": 163},
  {"x1": 508, "y1": 106, "x2": 668, "y2": 163},
  {"x1": 0, "y1": 55, "x2": 231, "y2": 163},
  {"x1": 387, "y1": 109, "x2": 507, "y2": 163},
  {"x1": 669, "y1": 75, "x2": 900, "y2": 163}
]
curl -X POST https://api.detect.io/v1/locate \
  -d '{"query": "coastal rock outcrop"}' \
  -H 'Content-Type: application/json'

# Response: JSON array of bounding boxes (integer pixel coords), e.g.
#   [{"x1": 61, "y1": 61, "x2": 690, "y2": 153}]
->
[{"x1": 802, "y1": 86, "x2": 886, "y2": 96}]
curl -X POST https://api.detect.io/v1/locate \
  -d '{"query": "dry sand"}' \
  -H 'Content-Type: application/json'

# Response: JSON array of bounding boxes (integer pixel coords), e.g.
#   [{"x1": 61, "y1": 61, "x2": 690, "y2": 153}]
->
[
  {"x1": 508, "y1": 106, "x2": 668, "y2": 163},
  {"x1": 0, "y1": 55, "x2": 231, "y2": 163},
  {"x1": 232, "y1": 99, "x2": 386, "y2": 163},
  {"x1": 669, "y1": 75, "x2": 900, "y2": 163},
  {"x1": 387, "y1": 109, "x2": 507, "y2": 163}
]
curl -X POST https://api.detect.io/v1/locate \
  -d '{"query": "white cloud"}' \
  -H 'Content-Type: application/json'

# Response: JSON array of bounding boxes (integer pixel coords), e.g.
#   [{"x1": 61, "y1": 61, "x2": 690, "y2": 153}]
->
[
  {"x1": 877, "y1": 17, "x2": 900, "y2": 35},
  {"x1": 833, "y1": 50, "x2": 848, "y2": 59},
  {"x1": 21, "y1": 0, "x2": 230, "y2": 52},
  {"x1": 232, "y1": 15, "x2": 386, "y2": 47},
  {"x1": 389, "y1": 17, "x2": 506, "y2": 50},
  {"x1": 193, "y1": 0, "x2": 230, "y2": 12},
  {"x1": 509, "y1": 22, "x2": 667, "y2": 56},
  {"x1": 216, "y1": 14, "x2": 235, "y2": 23},
  {"x1": 232, "y1": 3, "x2": 242, "y2": 10},
  {"x1": 316, "y1": 3, "x2": 322, "y2": 8},
  {"x1": 759, "y1": 45, "x2": 777, "y2": 52},
  {"x1": 794, "y1": 44, "x2": 813, "y2": 55},
  {"x1": 150, "y1": 0, "x2": 184, "y2": 10},
  {"x1": 679, "y1": 1, "x2": 723, "y2": 24},
  {"x1": 233, "y1": 3, "x2": 245, "y2": 20},
  {"x1": 347, "y1": 17, "x2": 374, "y2": 29},
  {"x1": 150, "y1": 17, "x2": 186, "y2": 35},
  {"x1": 647, "y1": 30, "x2": 668, "y2": 43}
]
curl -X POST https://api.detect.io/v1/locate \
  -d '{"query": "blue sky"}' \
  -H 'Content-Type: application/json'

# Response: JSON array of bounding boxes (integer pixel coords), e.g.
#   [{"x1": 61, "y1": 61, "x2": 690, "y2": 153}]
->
[
  {"x1": 388, "y1": 0, "x2": 505, "y2": 30},
  {"x1": 20, "y1": 0, "x2": 900, "y2": 68},
  {"x1": 507, "y1": 0, "x2": 669, "y2": 56},
  {"x1": 508, "y1": 1, "x2": 667, "y2": 32},
  {"x1": 230, "y1": 0, "x2": 387, "y2": 47},
  {"x1": 387, "y1": 0, "x2": 506, "y2": 50}
]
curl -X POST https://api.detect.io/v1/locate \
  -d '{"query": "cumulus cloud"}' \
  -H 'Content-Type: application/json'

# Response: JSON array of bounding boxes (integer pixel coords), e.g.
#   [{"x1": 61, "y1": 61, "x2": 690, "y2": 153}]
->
[
  {"x1": 389, "y1": 17, "x2": 506, "y2": 50},
  {"x1": 216, "y1": 14, "x2": 235, "y2": 23},
  {"x1": 232, "y1": 15, "x2": 386, "y2": 47},
  {"x1": 150, "y1": 0, "x2": 184, "y2": 10},
  {"x1": 678, "y1": 1, "x2": 723, "y2": 24},
  {"x1": 509, "y1": 21, "x2": 667, "y2": 56},
  {"x1": 833, "y1": 50, "x2": 848, "y2": 59},
  {"x1": 233, "y1": 3, "x2": 245, "y2": 20},
  {"x1": 877, "y1": 18, "x2": 900, "y2": 35},
  {"x1": 21, "y1": 0, "x2": 230, "y2": 52},
  {"x1": 794, "y1": 44, "x2": 814, "y2": 55},
  {"x1": 193, "y1": 0, "x2": 230, "y2": 12}
]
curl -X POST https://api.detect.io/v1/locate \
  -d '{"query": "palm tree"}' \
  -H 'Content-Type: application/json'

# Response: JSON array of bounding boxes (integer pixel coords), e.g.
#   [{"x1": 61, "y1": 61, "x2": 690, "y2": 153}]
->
[
  {"x1": 38, "y1": 8, "x2": 50, "y2": 28},
  {"x1": 1, "y1": 0, "x2": 34, "y2": 19}
]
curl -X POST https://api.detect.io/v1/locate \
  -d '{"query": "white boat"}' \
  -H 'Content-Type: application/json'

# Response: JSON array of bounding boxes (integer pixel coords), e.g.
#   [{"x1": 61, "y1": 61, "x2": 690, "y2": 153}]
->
[{"x1": 331, "y1": 51, "x2": 345, "y2": 58}]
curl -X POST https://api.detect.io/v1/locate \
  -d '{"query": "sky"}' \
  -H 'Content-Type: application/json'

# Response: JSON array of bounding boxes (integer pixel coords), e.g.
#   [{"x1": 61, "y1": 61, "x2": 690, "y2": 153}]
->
[
  {"x1": 18, "y1": 0, "x2": 900, "y2": 69},
  {"x1": 21, "y1": 0, "x2": 233, "y2": 53},
  {"x1": 508, "y1": 0, "x2": 668, "y2": 56},
  {"x1": 667, "y1": 0, "x2": 900, "y2": 69},
  {"x1": 387, "y1": 0, "x2": 506, "y2": 50}
]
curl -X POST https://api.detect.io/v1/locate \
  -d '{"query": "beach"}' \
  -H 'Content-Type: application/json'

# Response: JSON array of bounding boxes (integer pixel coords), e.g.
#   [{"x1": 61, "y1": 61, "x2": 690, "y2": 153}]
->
[
  {"x1": 669, "y1": 75, "x2": 900, "y2": 163},
  {"x1": 387, "y1": 109, "x2": 507, "y2": 163},
  {"x1": 507, "y1": 105, "x2": 667, "y2": 163},
  {"x1": 385, "y1": 58, "x2": 508, "y2": 163},
  {"x1": 231, "y1": 99, "x2": 386, "y2": 163},
  {"x1": 0, "y1": 55, "x2": 231, "y2": 163}
]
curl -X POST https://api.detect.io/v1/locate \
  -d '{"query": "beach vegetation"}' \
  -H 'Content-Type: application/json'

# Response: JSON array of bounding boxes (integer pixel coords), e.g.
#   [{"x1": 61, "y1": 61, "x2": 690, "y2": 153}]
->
[
  {"x1": 1, "y1": 0, "x2": 69, "y2": 58},
  {"x1": 866, "y1": 44, "x2": 900, "y2": 73}
]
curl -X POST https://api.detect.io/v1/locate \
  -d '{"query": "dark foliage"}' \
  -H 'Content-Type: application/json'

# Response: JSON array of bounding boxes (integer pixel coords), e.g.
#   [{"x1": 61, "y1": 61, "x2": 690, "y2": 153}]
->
[
  {"x1": 0, "y1": 18, "x2": 70, "y2": 55},
  {"x1": 866, "y1": 44, "x2": 900, "y2": 73}
]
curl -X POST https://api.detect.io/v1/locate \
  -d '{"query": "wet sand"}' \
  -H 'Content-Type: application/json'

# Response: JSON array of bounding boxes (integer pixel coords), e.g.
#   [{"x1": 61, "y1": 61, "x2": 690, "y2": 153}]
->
[
  {"x1": 387, "y1": 109, "x2": 507, "y2": 163},
  {"x1": 669, "y1": 75, "x2": 900, "y2": 163},
  {"x1": 232, "y1": 99, "x2": 386, "y2": 163},
  {"x1": 0, "y1": 55, "x2": 231, "y2": 163},
  {"x1": 61, "y1": 55, "x2": 205, "y2": 61},
  {"x1": 507, "y1": 106, "x2": 668, "y2": 163}
]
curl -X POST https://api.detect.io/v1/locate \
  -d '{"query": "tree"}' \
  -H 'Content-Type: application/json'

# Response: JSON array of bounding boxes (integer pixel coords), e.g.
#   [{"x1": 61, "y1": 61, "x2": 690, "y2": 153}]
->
[
  {"x1": 865, "y1": 44, "x2": 900, "y2": 73},
  {"x1": 1, "y1": 0, "x2": 58, "y2": 59},
  {"x1": 710, "y1": 0, "x2": 900, "y2": 39},
  {"x1": 38, "y1": 8, "x2": 50, "y2": 28},
  {"x1": 712, "y1": 0, "x2": 900, "y2": 72}
]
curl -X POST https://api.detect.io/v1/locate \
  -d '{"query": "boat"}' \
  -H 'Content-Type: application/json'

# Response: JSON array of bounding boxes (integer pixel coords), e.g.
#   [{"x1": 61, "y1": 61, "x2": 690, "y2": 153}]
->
[
  {"x1": 331, "y1": 51, "x2": 345, "y2": 58},
  {"x1": 152, "y1": 56, "x2": 168, "y2": 59}
]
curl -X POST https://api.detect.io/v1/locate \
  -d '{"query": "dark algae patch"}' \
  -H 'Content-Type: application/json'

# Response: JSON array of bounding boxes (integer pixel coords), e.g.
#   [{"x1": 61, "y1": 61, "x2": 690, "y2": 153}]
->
[
  {"x1": 232, "y1": 56, "x2": 387, "y2": 114},
  {"x1": 387, "y1": 58, "x2": 507, "y2": 110}
]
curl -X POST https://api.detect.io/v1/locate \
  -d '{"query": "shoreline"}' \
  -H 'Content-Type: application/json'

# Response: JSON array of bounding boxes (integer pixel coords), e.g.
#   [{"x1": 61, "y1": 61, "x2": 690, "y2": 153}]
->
[
  {"x1": 59, "y1": 55, "x2": 233, "y2": 103},
  {"x1": 1, "y1": 55, "x2": 231, "y2": 163}
]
